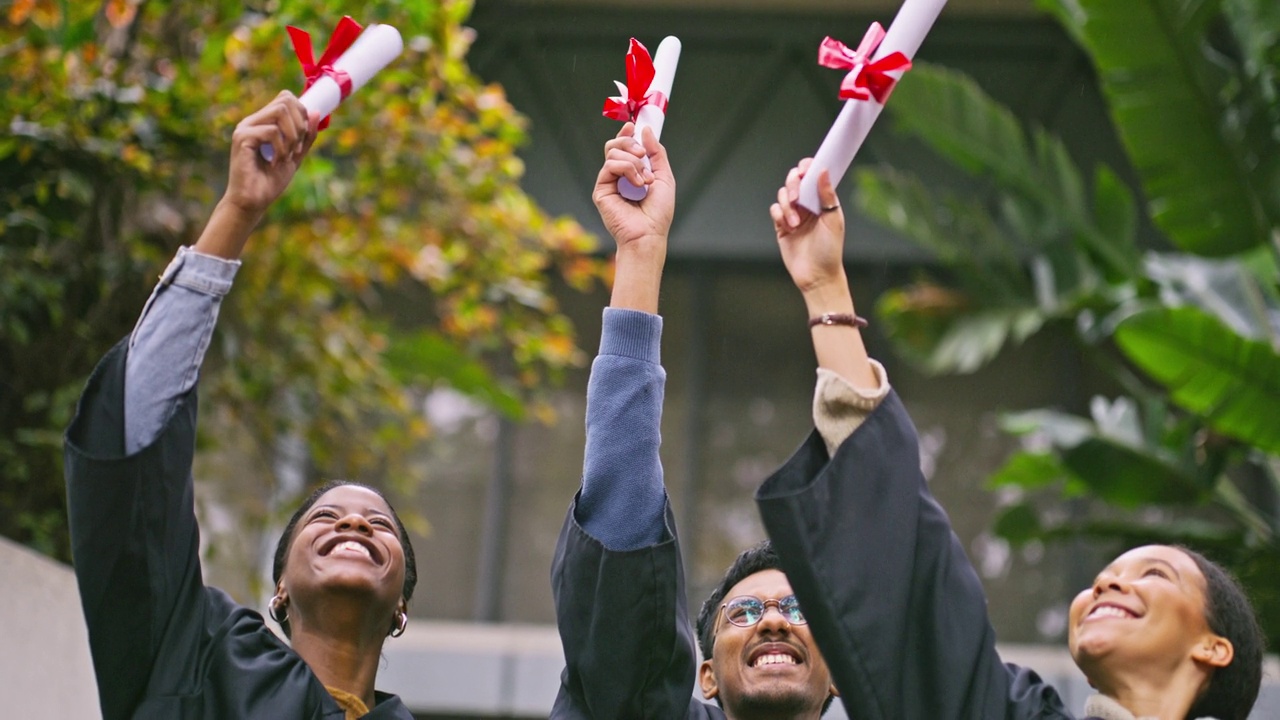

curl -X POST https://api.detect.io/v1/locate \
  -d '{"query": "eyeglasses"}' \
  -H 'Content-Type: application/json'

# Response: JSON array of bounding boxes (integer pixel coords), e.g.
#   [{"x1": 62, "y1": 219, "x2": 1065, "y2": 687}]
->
[{"x1": 720, "y1": 594, "x2": 807, "y2": 628}]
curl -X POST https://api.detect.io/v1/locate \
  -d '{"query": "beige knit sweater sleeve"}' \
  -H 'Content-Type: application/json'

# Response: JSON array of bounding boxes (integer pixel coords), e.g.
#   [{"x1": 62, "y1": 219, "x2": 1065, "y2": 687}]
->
[{"x1": 813, "y1": 359, "x2": 891, "y2": 456}]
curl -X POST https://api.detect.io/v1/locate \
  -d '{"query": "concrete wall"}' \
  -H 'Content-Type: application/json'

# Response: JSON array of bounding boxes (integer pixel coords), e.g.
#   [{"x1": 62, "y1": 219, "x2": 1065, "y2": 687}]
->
[{"x1": 0, "y1": 536, "x2": 100, "y2": 719}]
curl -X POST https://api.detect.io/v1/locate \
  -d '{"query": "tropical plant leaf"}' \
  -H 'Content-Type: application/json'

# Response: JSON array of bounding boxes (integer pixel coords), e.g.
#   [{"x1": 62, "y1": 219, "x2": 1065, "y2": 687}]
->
[
  {"x1": 1038, "y1": 0, "x2": 1276, "y2": 255},
  {"x1": 882, "y1": 62, "x2": 1137, "y2": 277},
  {"x1": 1061, "y1": 437, "x2": 1208, "y2": 507},
  {"x1": 993, "y1": 503, "x2": 1044, "y2": 546},
  {"x1": 1144, "y1": 251, "x2": 1280, "y2": 342},
  {"x1": 1115, "y1": 306, "x2": 1280, "y2": 453}
]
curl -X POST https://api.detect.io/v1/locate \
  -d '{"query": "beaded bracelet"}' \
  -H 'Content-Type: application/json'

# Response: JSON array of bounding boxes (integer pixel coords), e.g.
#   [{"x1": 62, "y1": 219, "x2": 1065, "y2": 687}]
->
[{"x1": 807, "y1": 312, "x2": 868, "y2": 329}]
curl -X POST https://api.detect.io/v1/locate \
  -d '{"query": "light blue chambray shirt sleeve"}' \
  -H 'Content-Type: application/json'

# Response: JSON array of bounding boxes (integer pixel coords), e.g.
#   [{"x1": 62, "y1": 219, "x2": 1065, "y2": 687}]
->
[{"x1": 124, "y1": 247, "x2": 240, "y2": 455}]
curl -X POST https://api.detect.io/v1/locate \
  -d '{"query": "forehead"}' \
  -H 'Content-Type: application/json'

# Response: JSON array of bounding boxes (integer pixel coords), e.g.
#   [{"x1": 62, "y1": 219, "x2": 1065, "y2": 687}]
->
[
  {"x1": 724, "y1": 568, "x2": 792, "y2": 599},
  {"x1": 1110, "y1": 545, "x2": 1202, "y2": 581},
  {"x1": 312, "y1": 485, "x2": 393, "y2": 515}
]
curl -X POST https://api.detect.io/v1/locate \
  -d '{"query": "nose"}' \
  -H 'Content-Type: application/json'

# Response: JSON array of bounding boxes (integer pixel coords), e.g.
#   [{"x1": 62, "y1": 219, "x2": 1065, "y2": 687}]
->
[
  {"x1": 755, "y1": 600, "x2": 794, "y2": 631},
  {"x1": 335, "y1": 513, "x2": 374, "y2": 535},
  {"x1": 1092, "y1": 571, "x2": 1128, "y2": 598}
]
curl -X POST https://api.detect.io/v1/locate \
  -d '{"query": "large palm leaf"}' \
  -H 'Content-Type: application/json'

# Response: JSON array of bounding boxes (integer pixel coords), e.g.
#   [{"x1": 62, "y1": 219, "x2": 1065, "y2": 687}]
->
[{"x1": 1039, "y1": 0, "x2": 1278, "y2": 256}]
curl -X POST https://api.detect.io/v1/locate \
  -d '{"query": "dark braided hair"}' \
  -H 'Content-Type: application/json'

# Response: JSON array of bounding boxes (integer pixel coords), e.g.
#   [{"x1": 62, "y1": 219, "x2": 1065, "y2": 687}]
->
[{"x1": 1179, "y1": 547, "x2": 1263, "y2": 720}]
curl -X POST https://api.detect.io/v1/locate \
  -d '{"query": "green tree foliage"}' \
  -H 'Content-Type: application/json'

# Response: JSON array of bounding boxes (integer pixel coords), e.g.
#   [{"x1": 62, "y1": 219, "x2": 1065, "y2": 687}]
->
[
  {"x1": 0, "y1": 0, "x2": 604, "y2": 559},
  {"x1": 857, "y1": 0, "x2": 1280, "y2": 644}
]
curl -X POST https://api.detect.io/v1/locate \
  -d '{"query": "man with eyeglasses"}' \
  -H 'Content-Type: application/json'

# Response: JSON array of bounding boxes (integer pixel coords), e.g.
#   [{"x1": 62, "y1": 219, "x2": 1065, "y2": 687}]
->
[{"x1": 550, "y1": 128, "x2": 885, "y2": 718}]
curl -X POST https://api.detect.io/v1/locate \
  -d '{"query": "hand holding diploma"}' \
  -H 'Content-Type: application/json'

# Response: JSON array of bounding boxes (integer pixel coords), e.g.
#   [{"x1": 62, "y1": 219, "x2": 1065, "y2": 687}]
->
[
  {"x1": 602, "y1": 36, "x2": 681, "y2": 201},
  {"x1": 259, "y1": 17, "x2": 404, "y2": 161},
  {"x1": 798, "y1": 0, "x2": 948, "y2": 213}
]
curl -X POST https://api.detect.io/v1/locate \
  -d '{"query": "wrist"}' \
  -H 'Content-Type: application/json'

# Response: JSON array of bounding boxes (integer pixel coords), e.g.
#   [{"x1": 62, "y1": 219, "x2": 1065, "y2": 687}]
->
[
  {"x1": 800, "y1": 274, "x2": 854, "y2": 317},
  {"x1": 215, "y1": 196, "x2": 267, "y2": 226},
  {"x1": 193, "y1": 200, "x2": 263, "y2": 260},
  {"x1": 615, "y1": 235, "x2": 668, "y2": 260}
]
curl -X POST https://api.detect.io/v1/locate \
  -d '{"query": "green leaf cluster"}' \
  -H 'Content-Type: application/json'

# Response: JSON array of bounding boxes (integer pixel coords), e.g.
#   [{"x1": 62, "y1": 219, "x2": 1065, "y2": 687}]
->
[
  {"x1": 860, "y1": 0, "x2": 1280, "y2": 643},
  {"x1": 0, "y1": 0, "x2": 604, "y2": 561}
]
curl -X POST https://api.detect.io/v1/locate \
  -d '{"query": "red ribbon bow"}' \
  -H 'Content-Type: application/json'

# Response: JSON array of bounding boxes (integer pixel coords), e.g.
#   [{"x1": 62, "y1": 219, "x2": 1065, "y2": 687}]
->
[
  {"x1": 602, "y1": 38, "x2": 669, "y2": 123},
  {"x1": 818, "y1": 23, "x2": 912, "y2": 104},
  {"x1": 287, "y1": 15, "x2": 364, "y2": 130}
]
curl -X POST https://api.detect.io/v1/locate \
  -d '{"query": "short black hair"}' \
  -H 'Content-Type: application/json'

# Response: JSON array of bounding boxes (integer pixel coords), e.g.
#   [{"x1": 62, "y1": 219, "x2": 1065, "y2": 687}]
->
[
  {"x1": 696, "y1": 540, "x2": 783, "y2": 660},
  {"x1": 1180, "y1": 547, "x2": 1264, "y2": 720},
  {"x1": 270, "y1": 480, "x2": 419, "y2": 637}
]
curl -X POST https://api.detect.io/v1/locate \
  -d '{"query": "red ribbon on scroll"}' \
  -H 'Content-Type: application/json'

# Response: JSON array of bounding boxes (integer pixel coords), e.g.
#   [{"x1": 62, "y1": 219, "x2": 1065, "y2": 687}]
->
[
  {"x1": 818, "y1": 23, "x2": 913, "y2": 104},
  {"x1": 603, "y1": 38, "x2": 669, "y2": 123},
  {"x1": 287, "y1": 15, "x2": 364, "y2": 130}
]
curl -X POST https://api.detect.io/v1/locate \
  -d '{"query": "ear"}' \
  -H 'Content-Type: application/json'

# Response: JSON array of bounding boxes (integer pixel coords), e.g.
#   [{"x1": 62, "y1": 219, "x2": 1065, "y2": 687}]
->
[
  {"x1": 397, "y1": 598, "x2": 408, "y2": 615},
  {"x1": 829, "y1": 684, "x2": 840, "y2": 698},
  {"x1": 698, "y1": 659, "x2": 718, "y2": 701},
  {"x1": 1192, "y1": 634, "x2": 1234, "y2": 669},
  {"x1": 273, "y1": 583, "x2": 287, "y2": 602}
]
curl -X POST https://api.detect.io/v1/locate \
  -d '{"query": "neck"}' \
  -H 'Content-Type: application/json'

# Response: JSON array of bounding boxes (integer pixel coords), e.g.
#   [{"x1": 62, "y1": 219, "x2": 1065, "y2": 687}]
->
[
  {"x1": 288, "y1": 597, "x2": 391, "y2": 710},
  {"x1": 1091, "y1": 664, "x2": 1208, "y2": 720}
]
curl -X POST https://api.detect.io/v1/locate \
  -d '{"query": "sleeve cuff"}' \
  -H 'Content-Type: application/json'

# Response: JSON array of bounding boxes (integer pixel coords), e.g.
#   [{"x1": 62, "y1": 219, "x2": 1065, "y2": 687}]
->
[
  {"x1": 599, "y1": 307, "x2": 662, "y2": 364},
  {"x1": 814, "y1": 359, "x2": 891, "y2": 454},
  {"x1": 158, "y1": 246, "x2": 241, "y2": 297}
]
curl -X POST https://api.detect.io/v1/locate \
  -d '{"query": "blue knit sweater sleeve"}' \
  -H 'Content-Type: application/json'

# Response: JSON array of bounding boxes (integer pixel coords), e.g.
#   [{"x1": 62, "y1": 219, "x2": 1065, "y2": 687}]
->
[{"x1": 574, "y1": 307, "x2": 668, "y2": 551}]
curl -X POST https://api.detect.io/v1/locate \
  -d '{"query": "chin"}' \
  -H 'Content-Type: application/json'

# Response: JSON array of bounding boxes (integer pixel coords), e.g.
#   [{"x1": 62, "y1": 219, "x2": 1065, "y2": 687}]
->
[{"x1": 735, "y1": 685, "x2": 819, "y2": 717}]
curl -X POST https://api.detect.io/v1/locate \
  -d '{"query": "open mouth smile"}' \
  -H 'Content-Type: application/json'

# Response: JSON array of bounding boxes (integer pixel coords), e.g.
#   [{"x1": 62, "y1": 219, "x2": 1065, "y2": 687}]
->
[
  {"x1": 747, "y1": 643, "x2": 804, "y2": 669},
  {"x1": 1084, "y1": 602, "x2": 1140, "y2": 622},
  {"x1": 319, "y1": 535, "x2": 383, "y2": 565}
]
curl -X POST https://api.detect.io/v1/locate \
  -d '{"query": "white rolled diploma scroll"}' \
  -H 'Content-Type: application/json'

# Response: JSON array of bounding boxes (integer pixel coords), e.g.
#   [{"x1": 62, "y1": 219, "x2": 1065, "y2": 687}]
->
[
  {"x1": 797, "y1": 0, "x2": 947, "y2": 213},
  {"x1": 618, "y1": 36, "x2": 682, "y2": 201},
  {"x1": 260, "y1": 24, "x2": 405, "y2": 161}
]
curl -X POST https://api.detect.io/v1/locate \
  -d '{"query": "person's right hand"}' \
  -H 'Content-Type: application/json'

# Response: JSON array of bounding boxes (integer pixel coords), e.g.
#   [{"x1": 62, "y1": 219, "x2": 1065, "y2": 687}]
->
[
  {"x1": 222, "y1": 91, "x2": 317, "y2": 220},
  {"x1": 592, "y1": 123, "x2": 676, "y2": 251},
  {"x1": 771, "y1": 159, "x2": 848, "y2": 296}
]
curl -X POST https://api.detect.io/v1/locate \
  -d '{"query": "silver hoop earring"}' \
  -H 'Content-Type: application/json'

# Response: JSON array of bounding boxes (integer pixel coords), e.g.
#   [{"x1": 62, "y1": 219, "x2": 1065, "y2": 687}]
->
[
  {"x1": 268, "y1": 596, "x2": 289, "y2": 624},
  {"x1": 389, "y1": 611, "x2": 408, "y2": 638}
]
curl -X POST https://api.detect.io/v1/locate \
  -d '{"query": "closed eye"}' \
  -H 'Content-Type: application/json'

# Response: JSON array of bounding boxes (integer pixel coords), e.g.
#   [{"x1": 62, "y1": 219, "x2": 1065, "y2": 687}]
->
[
  {"x1": 1144, "y1": 567, "x2": 1169, "y2": 579},
  {"x1": 371, "y1": 518, "x2": 395, "y2": 530}
]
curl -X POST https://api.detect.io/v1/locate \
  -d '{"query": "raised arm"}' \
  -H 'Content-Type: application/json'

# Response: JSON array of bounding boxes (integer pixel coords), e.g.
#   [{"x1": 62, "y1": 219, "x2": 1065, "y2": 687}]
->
[
  {"x1": 755, "y1": 161, "x2": 1070, "y2": 718},
  {"x1": 551, "y1": 125, "x2": 704, "y2": 718},
  {"x1": 65, "y1": 92, "x2": 315, "y2": 720}
]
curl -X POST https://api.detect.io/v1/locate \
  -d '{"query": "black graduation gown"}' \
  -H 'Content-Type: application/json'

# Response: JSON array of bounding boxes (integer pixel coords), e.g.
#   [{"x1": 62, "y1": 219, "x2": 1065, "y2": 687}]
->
[
  {"x1": 63, "y1": 340, "x2": 413, "y2": 720},
  {"x1": 756, "y1": 392, "x2": 1076, "y2": 720},
  {"x1": 550, "y1": 496, "x2": 726, "y2": 719}
]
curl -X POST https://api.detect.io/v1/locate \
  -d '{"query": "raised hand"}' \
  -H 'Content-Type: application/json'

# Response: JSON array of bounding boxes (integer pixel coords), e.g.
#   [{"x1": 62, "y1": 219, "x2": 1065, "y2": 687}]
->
[
  {"x1": 593, "y1": 123, "x2": 675, "y2": 251},
  {"x1": 770, "y1": 159, "x2": 878, "y2": 388},
  {"x1": 223, "y1": 91, "x2": 318, "y2": 219},
  {"x1": 593, "y1": 123, "x2": 675, "y2": 314},
  {"x1": 194, "y1": 92, "x2": 318, "y2": 261},
  {"x1": 770, "y1": 159, "x2": 846, "y2": 296}
]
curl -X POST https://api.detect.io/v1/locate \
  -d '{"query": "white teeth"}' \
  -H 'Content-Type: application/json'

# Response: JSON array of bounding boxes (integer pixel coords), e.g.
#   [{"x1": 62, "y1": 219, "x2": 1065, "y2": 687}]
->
[
  {"x1": 1087, "y1": 605, "x2": 1132, "y2": 620},
  {"x1": 752, "y1": 653, "x2": 798, "y2": 668},
  {"x1": 333, "y1": 541, "x2": 372, "y2": 559}
]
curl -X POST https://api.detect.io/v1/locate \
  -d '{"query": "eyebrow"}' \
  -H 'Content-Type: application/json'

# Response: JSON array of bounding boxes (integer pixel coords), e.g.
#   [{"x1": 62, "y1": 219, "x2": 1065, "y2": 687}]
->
[
  {"x1": 310, "y1": 504, "x2": 392, "y2": 519},
  {"x1": 1144, "y1": 557, "x2": 1183, "y2": 580},
  {"x1": 1101, "y1": 557, "x2": 1183, "y2": 581}
]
